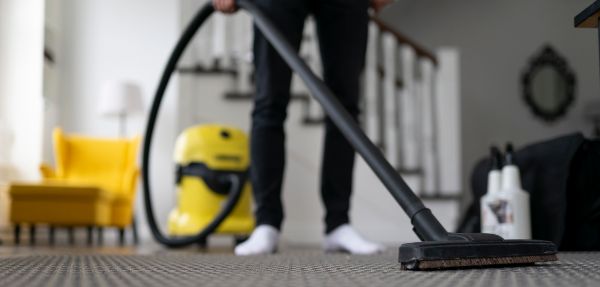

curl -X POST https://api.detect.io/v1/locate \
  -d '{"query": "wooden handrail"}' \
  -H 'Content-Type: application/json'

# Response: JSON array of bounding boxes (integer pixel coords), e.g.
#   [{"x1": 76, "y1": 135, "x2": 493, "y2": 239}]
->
[{"x1": 371, "y1": 16, "x2": 438, "y2": 67}]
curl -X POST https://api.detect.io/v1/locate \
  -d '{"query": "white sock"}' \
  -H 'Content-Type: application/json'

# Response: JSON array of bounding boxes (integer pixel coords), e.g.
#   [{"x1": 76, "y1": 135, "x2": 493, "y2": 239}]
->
[
  {"x1": 324, "y1": 224, "x2": 385, "y2": 255},
  {"x1": 234, "y1": 225, "x2": 279, "y2": 256}
]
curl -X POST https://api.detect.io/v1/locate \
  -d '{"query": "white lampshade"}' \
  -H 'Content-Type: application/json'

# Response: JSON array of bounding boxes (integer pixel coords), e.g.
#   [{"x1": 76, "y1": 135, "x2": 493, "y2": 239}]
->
[{"x1": 98, "y1": 80, "x2": 144, "y2": 117}]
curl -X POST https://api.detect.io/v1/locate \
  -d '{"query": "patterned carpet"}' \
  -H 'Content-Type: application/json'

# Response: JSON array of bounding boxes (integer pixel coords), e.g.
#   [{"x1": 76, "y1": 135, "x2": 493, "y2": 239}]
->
[{"x1": 0, "y1": 250, "x2": 599, "y2": 287}]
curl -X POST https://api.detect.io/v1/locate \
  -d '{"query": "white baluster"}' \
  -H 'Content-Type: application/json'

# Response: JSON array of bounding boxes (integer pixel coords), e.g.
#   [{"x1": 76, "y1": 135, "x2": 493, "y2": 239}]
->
[
  {"x1": 364, "y1": 23, "x2": 380, "y2": 143},
  {"x1": 420, "y1": 58, "x2": 438, "y2": 195},
  {"x1": 301, "y1": 18, "x2": 324, "y2": 120},
  {"x1": 196, "y1": 19, "x2": 214, "y2": 68},
  {"x1": 435, "y1": 48, "x2": 462, "y2": 196},
  {"x1": 285, "y1": 18, "x2": 323, "y2": 121},
  {"x1": 182, "y1": 0, "x2": 212, "y2": 67},
  {"x1": 233, "y1": 13, "x2": 253, "y2": 94},
  {"x1": 382, "y1": 32, "x2": 399, "y2": 168},
  {"x1": 236, "y1": 56, "x2": 253, "y2": 94},
  {"x1": 212, "y1": 13, "x2": 230, "y2": 69},
  {"x1": 291, "y1": 19, "x2": 311, "y2": 97},
  {"x1": 399, "y1": 45, "x2": 419, "y2": 172}
]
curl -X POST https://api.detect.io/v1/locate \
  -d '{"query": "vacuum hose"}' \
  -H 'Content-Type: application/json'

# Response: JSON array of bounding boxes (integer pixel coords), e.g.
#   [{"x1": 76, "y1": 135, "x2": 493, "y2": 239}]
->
[
  {"x1": 143, "y1": 0, "x2": 449, "y2": 248},
  {"x1": 142, "y1": 3, "x2": 242, "y2": 248}
]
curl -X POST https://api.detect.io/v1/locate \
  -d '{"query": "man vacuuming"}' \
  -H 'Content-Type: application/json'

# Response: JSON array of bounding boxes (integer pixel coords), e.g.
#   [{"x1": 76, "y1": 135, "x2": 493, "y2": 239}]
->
[{"x1": 213, "y1": 0, "x2": 394, "y2": 255}]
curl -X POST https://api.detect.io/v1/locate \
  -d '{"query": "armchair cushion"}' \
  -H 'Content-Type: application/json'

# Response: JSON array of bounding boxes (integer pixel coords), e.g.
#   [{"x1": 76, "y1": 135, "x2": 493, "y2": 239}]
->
[
  {"x1": 9, "y1": 182, "x2": 112, "y2": 201},
  {"x1": 9, "y1": 182, "x2": 111, "y2": 226}
]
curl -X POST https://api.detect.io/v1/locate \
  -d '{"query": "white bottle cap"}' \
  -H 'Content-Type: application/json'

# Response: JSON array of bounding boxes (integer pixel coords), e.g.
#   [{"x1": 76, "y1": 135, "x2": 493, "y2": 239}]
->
[
  {"x1": 487, "y1": 170, "x2": 502, "y2": 194},
  {"x1": 501, "y1": 165, "x2": 522, "y2": 190}
]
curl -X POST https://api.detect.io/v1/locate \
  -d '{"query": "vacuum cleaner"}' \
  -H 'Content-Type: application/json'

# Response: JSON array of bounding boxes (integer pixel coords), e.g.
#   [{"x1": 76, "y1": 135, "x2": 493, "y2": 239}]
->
[
  {"x1": 167, "y1": 124, "x2": 254, "y2": 243},
  {"x1": 142, "y1": 0, "x2": 558, "y2": 270}
]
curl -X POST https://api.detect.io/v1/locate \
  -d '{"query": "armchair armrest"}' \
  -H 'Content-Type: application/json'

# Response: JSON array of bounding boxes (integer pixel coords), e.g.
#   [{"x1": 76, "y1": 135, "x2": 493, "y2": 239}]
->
[
  {"x1": 123, "y1": 167, "x2": 140, "y2": 197},
  {"x1": 39, "y1": 163, "x2": 56, "y2": 179}
]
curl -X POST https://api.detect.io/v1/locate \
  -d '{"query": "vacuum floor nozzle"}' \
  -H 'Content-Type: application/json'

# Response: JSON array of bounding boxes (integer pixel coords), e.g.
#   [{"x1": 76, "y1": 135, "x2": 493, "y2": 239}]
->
[{"x1": 399, "y1": 236, "x2": 558, "y2": 271}]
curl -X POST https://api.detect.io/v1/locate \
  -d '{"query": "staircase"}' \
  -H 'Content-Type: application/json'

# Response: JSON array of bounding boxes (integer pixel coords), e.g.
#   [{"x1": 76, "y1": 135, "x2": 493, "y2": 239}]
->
[{"x1": 176, "y1": 0, "x2": 462, "y2": 244}]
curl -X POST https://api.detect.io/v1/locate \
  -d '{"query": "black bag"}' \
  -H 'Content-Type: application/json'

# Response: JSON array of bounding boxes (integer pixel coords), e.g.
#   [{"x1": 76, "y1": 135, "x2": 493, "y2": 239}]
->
[{"x1": 457, "y1": 133, "x2": 600, "y2": 251}]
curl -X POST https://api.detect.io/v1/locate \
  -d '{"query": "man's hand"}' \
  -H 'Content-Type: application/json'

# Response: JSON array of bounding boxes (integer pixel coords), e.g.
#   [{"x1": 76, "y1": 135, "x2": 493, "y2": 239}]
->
[
  {"x1": 370, "y1": 0, "x2": 393, "y2": 12},
  {"x1": 213, "y1": 0, "x2": 237, "y2": 14}
]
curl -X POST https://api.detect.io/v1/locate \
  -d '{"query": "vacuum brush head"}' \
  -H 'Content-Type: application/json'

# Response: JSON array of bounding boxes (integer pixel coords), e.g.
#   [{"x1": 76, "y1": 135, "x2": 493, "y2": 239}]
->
[{"x1": 399, "y1": 234, "x2": 558, "y2": 271}]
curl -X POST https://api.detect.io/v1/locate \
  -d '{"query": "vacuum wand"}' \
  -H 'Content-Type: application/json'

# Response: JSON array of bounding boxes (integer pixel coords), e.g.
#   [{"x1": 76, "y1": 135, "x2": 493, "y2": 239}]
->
[{"x1": 235, "y1": 0, "x2": 448, "y2": 242}]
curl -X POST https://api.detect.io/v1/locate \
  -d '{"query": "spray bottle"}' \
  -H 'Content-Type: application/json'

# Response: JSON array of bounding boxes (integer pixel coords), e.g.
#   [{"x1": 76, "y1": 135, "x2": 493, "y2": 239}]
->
[
  {"x1": 481, "y1": 146, "x2": 503, "y2": 234},
  {"x1": 481, "y1": 144, "x2": 531, "y2": 239}
]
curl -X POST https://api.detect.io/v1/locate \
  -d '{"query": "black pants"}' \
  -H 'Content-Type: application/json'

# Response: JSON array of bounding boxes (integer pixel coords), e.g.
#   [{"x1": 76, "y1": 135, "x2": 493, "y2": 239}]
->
[{"x1": 250, "y1": 0, "x2": 369, "y2": 233}]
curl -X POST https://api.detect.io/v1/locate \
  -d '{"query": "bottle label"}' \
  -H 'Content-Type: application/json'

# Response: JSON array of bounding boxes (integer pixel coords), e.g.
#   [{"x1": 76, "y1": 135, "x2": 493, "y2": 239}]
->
[{"x1": 481, "y1": 198, "x2": 514, "y2": 238}]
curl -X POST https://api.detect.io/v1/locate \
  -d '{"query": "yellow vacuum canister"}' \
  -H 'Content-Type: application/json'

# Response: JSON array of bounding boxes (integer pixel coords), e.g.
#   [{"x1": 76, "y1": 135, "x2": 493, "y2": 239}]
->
[{"x1": 167, "y1": 124, "x2": 254, "y2": 239}]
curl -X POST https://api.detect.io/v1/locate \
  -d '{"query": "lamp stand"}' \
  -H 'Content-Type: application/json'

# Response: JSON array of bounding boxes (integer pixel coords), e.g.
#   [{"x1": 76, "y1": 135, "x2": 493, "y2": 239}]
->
[{"x1": 118, "y1": 114, "x2": 127, "y2": 138}]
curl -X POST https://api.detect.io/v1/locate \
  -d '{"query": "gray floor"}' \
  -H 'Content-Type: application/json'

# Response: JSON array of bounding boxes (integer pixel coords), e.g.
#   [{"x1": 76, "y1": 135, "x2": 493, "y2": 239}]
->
[{"x1": 0, "y1": 250, "x2": 599, "y2": 287}]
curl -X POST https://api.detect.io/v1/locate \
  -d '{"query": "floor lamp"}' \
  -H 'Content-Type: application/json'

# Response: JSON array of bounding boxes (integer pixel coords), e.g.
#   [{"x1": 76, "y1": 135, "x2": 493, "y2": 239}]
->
[{"x1": 98, "y1": 81, "x2": 144, "y2": 137}]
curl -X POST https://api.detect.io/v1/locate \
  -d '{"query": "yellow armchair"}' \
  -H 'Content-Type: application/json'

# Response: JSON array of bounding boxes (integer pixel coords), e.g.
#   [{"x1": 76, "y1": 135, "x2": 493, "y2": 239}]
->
[
  {"x1": 9, "y1": 128, "x2": 141, "y2": 245},
  {"x1": 49, "y1": 128, "x2": 141, "y2": 228}
]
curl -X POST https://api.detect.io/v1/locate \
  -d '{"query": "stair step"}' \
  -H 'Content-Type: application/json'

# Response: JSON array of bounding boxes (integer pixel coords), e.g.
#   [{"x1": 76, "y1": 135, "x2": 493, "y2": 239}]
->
[
  {"x1": 302, "y1": 117, "x2": 324, "y2": 125},
  {"x1": 177, "y1": 65, "x2": 237, "y2": 76},
  {"x1": 397, "y1": 167, "x2": 423, "y2": 176},
  {"x1": 377, "y1": 65, "x2": 403, "y2": 88},
  {"x1": 224, "y1": 92, "x2": 311, "y2": 102},
  {"x1": 224, "y1": 92, "x2": 324, "y2": 127},
  {"x1": 419, "y1": 194, "x2": 461, "y2": 201}
]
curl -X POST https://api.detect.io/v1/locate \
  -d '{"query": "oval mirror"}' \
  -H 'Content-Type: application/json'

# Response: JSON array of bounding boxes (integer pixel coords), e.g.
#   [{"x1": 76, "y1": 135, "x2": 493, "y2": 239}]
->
[{"x1": 522, "y1": 45, "x2": 576, "y2": 122}]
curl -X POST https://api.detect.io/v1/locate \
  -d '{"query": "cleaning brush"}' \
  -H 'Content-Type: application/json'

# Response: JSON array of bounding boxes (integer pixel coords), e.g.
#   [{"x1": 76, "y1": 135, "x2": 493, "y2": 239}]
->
[{"x1": 399, "y1": 236, "x2": 557, "y2": 270}]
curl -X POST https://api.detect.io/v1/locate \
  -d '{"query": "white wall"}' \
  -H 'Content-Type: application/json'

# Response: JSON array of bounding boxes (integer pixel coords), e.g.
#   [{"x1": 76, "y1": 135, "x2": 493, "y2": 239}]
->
[
  {"x1": 55, "y1": 0, "x2": 181, "y2": 239},
  {"x1": 0, "y1": 0, "x2": 46, "y2": 180},
  {"x1": 381, "y1": 0, "x2": 598, "y2": 205}
]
